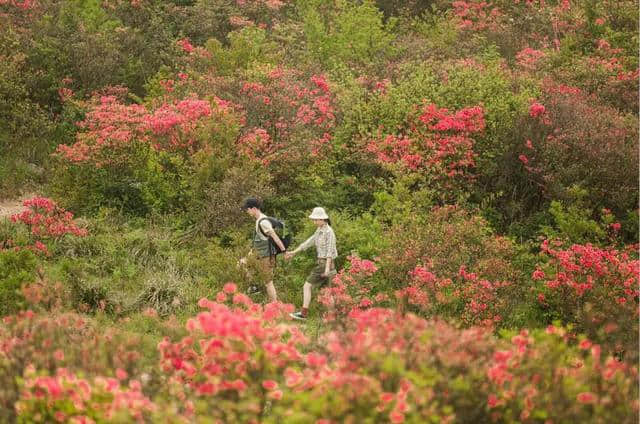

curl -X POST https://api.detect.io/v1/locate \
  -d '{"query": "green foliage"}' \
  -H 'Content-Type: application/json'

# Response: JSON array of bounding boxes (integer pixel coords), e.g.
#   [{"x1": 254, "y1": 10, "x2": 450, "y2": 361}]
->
[
  {"x1": 540, "y1": 189, "x2": 607, "y2": 244},
  {"x1": 204, "y1": 27, "x2": 281, "y2": 75},
  {"x1": 188, "y1": 161, "x2": 274, "y2": 238},
  {"x1": 407, "y1": 9, "x2": 469, "y2": 59},
  {"x1": 50, "y1": 144, "x2": 191, "y2": 216},
  {"x1": 331, "y1": 210, "x2": 389, "y2": 264},
  {"x1": 173, "y1": 0, "x2": 236, "y2": 44},
  {"x1": 335, "y1": 58, "x2": 537, "y2": 195},
  {"x1": 374, "y1": 0, "x2": 438, "y2": 19},
  {"x1": 0, "y1": 1, "x2": 638, "y2": 419},
  {"x1": 0, "y1": 46, "x2": 54, "y2": 196},
  {"x1": 0, "y1": 249, "x2": 38, "y2": 316},
  {"x1": 49, "y1": 209, "x2": 260, "y2": 317},
  {"x1": 299, "y1": 0, "x2": 398, "y2": 70}
]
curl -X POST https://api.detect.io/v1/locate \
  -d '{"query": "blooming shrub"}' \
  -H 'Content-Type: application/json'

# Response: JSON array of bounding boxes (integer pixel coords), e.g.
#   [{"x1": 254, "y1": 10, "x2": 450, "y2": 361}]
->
[
  {"x1": 533, "y1": 240, "x2": 639, "y2": 361},
  {"x1": 56, "y1": 93, "x2": 221, "y2": 165},
  {"x1": 397, "y1": 264, "x2": 512, "y2": 327},
  {"x1": 317, "y1": 254, "x2": 382, "y2": 324},
  {"x1": 236, "y1": 68, "x2": 336, "y2": 166},
  {"x1": 16, "y1": 367, "x2": 156, "y2": 423},
  {"x1": 8, "y1": 197, "x2": 87, "y2": 256},
  {"x1": 0, "y1": 311, "x2": 149, "y2": 422},
  {"x1": 380, "y1": 205, "x2": 521, "y2": 285},
  {"x1": 273, "y1": 309, "x2": 497, "y2": 423},
  {"x1": 364, "y1": 103, "x2": 485, "y2": 192},
  {"x1": 167, "y1": 65, "x2": 336, "y2": 167},
  {"x1": 486, "y1": 327, "x2": 639, "y2": 423},
  {"x1": 515, "y1": 81, "x2": 638, "y2": 216},
  {"x1": 157, "y1": 283, "x2": 303, "y2": 421},
  {"x1": 2, "y1": 297, "x2": 637, "y2": 422},
  {"x1": 558, "y1": 48, "x2": 637, "y2": 109},
  {"x1": 516, "y1": 47, "x2": 546, "y2": 71},
  {"x1": 451, "y1": 0, "x2": 583, "y2": 56},
  {"x1": 273, "y1": 309, "x2": 637, "y2": 423},
  {"x1": 51, "y1": 90, "x2": 238, "y2": 215}
]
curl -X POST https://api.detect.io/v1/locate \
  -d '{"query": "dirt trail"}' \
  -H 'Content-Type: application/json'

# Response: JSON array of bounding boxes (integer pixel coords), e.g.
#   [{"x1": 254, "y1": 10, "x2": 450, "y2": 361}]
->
[{"x1": 0, "y1": 193, "x2": 37, "y2": 219}]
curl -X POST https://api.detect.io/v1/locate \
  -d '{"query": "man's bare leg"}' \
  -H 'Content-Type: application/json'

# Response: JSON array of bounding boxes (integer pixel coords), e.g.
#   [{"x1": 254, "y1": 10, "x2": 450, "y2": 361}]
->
[{"x1": 266, "y1": 281, "x2": 278, "y2": 302}]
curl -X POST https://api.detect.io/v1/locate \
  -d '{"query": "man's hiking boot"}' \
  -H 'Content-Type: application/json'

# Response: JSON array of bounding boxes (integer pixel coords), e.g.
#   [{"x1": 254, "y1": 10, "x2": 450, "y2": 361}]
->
[
  {"x1": 246, "y1": 285, "x2": 261, "y2": 295},
  {"x1": 289, "y1": 311, "x2": 306, "y2": 320}
]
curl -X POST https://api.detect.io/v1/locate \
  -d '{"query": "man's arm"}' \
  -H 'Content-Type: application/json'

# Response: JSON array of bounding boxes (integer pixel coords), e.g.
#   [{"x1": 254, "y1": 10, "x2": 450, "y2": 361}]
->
[{"x1": 266, "y1": 229, "x2": 286, "y2": 252}]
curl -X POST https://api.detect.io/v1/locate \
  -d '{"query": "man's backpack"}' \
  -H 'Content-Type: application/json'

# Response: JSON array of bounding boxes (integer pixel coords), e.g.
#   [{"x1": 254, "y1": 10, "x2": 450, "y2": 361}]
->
[{"x1": 258, "y1": 217, "x2": 292, "y2": 256}]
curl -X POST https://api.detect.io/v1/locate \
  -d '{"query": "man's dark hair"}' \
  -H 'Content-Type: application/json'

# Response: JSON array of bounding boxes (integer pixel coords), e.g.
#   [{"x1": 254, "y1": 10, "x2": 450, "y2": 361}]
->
[{"x1": 242, "y1": 197, "x2": 262, "y2": 210}]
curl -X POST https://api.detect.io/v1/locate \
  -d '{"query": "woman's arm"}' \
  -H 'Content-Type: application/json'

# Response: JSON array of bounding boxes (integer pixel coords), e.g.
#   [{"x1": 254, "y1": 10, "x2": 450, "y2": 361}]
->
[
  {"x1": 285, "y1": 233, "x2": 316, "y2": 259},
  {"x1": 323, "y1": 257, "x2": 333, "y2": 277}
]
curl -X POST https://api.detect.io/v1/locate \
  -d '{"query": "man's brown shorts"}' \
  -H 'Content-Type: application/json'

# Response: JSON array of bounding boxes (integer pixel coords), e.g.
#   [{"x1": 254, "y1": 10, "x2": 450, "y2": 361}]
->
[
  {"x1": 306, "y1": 258, "x2": 337, "y2": 286},
  {"x1": 256, "y1": 255, "x2": 275, "y2": 282}
]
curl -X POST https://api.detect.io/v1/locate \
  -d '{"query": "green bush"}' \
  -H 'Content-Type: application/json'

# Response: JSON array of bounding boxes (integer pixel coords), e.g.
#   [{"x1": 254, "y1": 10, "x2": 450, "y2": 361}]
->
[
  {"x1": 51, "y1": 144, "x2": 189, "y2": 216},
  {"x1": 334, "y1": 57, "x2": 537, "y2": 213},
  {"x1": 297, "y1": 0, "x2": 398, "y2": 71},
  {"x1": 0, "y1": 43, "x2": 54, "y2": 196},
  {"x1": 0, "y1": 248, "x2": 38, "y2": 316},
  {"x1": 514, "y1": 83, "x2": 638, "y2": 225},
  {"x1": 540, "y1": 189, "x2": 608, "y2": 245},
  {"x1": 204, "y1": 26, "x2": 281, "y2": 76},
  {"x1": 188, "y1": 161, "x2": 274, "y2": 238}
]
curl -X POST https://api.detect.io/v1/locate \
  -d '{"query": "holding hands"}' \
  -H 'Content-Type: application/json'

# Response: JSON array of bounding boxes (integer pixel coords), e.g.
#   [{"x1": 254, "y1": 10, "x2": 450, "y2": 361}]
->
[{"x1": 284, "y1": 251, "x2": 295, "y2": 260}]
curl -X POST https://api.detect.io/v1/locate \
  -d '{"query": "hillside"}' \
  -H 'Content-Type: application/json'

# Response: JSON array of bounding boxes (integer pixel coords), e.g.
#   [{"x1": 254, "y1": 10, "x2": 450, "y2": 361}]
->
[{"x1": 0, "y1": 0, "x2": 638, "y2": 422}]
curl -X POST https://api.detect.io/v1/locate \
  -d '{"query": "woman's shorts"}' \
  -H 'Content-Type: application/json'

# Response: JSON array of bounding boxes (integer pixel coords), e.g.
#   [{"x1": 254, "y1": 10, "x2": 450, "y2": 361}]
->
[{"x1": 307, "y1": 258, "x2": 337, "y2": 286}]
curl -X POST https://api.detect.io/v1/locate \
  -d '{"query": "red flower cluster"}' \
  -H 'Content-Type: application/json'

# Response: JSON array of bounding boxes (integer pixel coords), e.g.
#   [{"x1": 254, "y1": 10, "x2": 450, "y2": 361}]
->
[
  {"x1": 17, "y1": 367, "x2": 156, "y2": 422},
  {"x1": 452, "y1": 0, "x2": 502, "y2": 31},
  {"x1": 158, "y1": 289, "x2": 302, "y2": 418},
  {"x1": 2, "y1": 291, "x2": 637, "y2": 422},
  {"x1": 528, "y1": 101, "x2": 546, "y2": 118},
  {"x1": 236, "y1": 128, "x2": 278, "y2": 165},
  {"x1": 397, "y1": 264, "x2": 511, "y2": 327},
  {"x1": 144, "y1": 98, "x2": 212, "y2": 152},
  {"x1": 11, "y1": 197, "x2": 87, "y2": 238},
  {"x1": 516, "y1": 47, "x2": 546, "y2": 70},
  {"x1": 237, "y1": 70, "x2": 335, "y2": 164},
  {"x1": 537, "y1": 240, "x2": 639, "y2": 301},
  {"x1": 177, "y1": 38, "x2": 194, "y2": 53},
  {"x1": 317, "y1": 255, "x2": 382, "y2": 323},
  {"x1": 534, "y1": 240, "x2": 639, "y2": 356},
  {"x1": 486, "y1": 326, "x2": 637, "y2": 422},
  {"x1": 365, "y1": 103, "x2": 485, "y2": 182},
  {"x1": 56, "y1": 94, "x2": 219, "y2": 166},
  {"x1": 7, "y1": 197, "x2": 88, "y2": 256},
  {"x1": 0, "y1": 0, "x2": 37, "y2": 9}
]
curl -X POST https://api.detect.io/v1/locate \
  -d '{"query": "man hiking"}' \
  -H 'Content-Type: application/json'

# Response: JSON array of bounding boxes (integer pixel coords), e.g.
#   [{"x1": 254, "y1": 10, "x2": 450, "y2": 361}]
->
[{"x1": 242, "y1": 197, "x2": 287, "y2": 303}]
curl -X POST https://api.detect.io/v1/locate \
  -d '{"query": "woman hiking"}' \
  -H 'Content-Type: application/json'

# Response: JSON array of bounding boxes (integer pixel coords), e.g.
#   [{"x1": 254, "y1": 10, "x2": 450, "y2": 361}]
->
[{"x1": 285, "y1": 207, "x2": 337, "y2": 320}]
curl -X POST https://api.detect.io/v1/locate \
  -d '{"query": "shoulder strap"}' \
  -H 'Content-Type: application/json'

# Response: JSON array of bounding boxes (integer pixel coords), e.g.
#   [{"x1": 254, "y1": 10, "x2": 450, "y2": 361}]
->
[{"x1": 257, "y1": 217, "x2": 269, "y2": 238}]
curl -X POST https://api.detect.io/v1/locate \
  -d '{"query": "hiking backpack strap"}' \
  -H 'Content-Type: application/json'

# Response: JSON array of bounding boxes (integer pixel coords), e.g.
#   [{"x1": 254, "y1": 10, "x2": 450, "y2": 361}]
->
[{"x1": 257, "y1": 217, "x2": 269, "y2": 238}]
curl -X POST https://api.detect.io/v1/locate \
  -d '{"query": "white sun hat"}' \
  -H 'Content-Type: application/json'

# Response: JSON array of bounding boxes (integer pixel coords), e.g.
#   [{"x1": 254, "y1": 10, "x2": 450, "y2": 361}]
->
[{"x1": 309, "y1": 207, "x2": 329, "y2": 220}]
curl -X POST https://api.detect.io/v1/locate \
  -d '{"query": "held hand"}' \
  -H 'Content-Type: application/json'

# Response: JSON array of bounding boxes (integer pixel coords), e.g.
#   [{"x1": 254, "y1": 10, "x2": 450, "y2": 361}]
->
[{"x1": 284, "y1": 252, "x2": 294, "y2": 260}]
